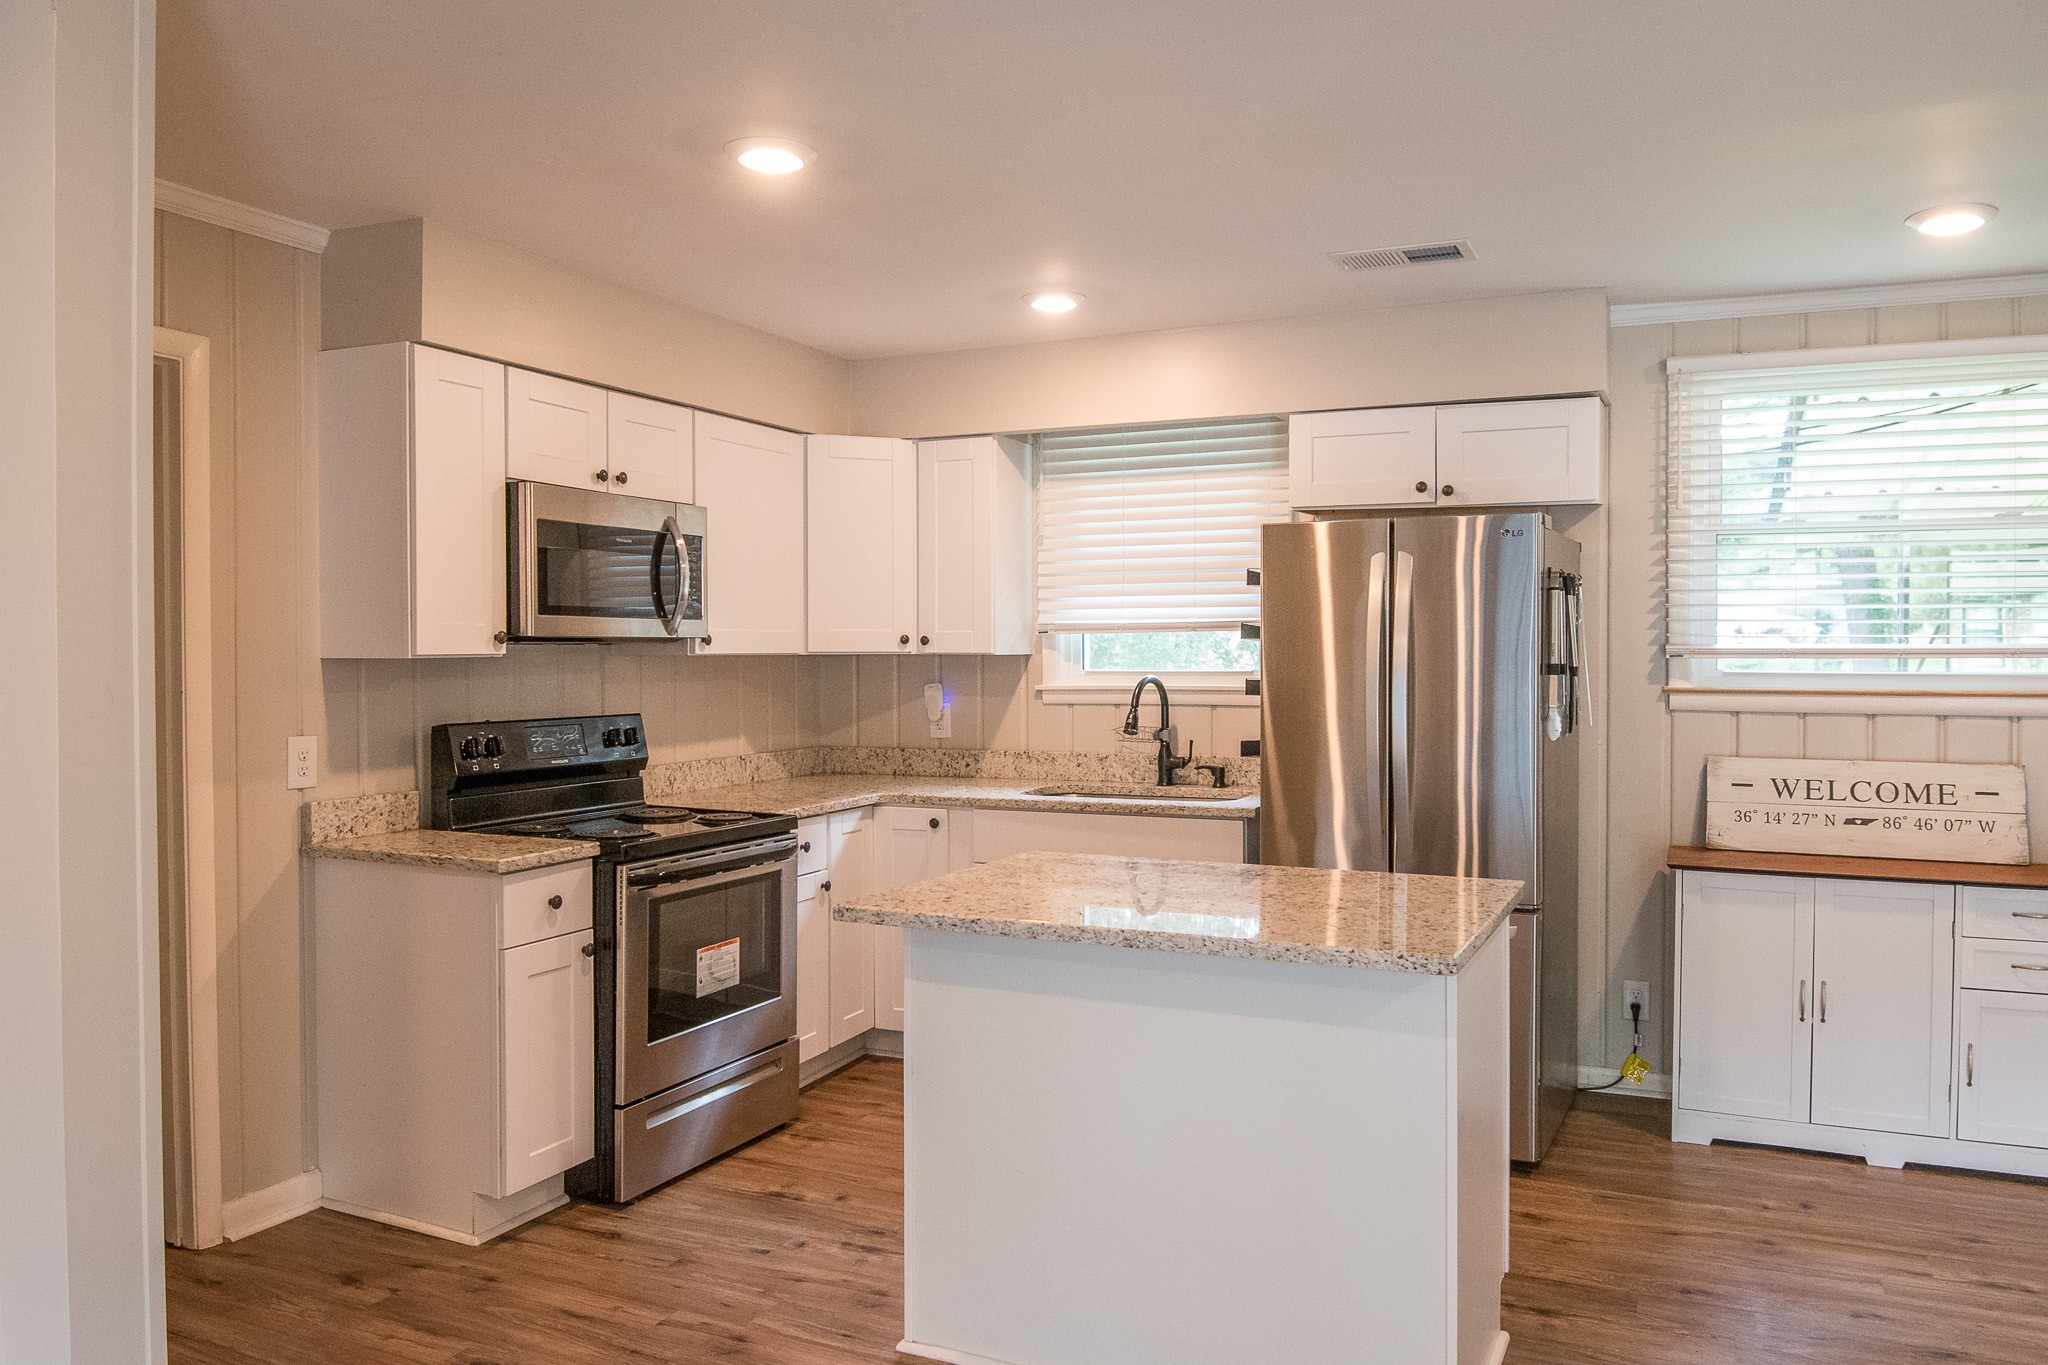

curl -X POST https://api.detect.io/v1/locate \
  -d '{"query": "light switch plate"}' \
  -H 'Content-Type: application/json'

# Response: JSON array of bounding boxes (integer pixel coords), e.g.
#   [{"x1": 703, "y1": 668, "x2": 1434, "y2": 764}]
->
[{"x1": 287, "y1": 735, "x2": 318, "y2": 790}]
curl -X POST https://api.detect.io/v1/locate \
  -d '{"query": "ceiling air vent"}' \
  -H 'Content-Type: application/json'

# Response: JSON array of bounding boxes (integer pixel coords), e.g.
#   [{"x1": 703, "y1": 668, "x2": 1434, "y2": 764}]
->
[{"x1": 1328, "y1": 240, "x2": 1475, "y2": 271}]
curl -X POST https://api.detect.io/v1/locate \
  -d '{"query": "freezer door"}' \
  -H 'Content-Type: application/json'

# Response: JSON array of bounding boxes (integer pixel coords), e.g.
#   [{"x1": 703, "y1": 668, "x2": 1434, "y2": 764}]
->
[
  {"x1": 1258, "y1": 518, "x2": 1392, "y2": 869},
  {"x1": 1391, "y1": 513, "x2": 1543, "y2": 895}
]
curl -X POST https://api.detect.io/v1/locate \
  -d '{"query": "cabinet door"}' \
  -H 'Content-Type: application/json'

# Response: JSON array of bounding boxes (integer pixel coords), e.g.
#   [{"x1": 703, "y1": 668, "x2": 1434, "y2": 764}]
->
[
  {"x1": 694, "y1": 412, "x2": 808, "y2": 653},
  {"x1": 411, "y1": 346, "x2": 508, "y2": 657},
  {"x1": 506, "y1": 368, "x2": 608, "y2": 491},
  {"x1": 872, "y1": 808, "x2": 953, "y2": 1030},
  {"x1": 1959, "y1": 990, "x2": 2048, "y2": 1149},
  {"x1": 1809, "y1": 880, "x2": 1955, "y2": 1137},
  {"x1": 1287, "y1": 407, "x2": 1436, "y2": 510},
  {"x1": 499, "y1": 930, "x2": 595, "y2": 1195},
  {"x1": 605, "y1": 391, "x2": 693, "y2": 503},
  {"x1": 795, "y1": 871, "x2": 829, "y2": 1063},
  {"x1": 826, "y1": 810, "x2": 873, "y2": 1046},
  {"x1": 1675, "y1": 871, "x2": 1814, "y2": 1122},
  {"x1": 808, "y1": 436, "x2": 917, "y2": 653},
  {"x1": 918, "y1": 436, "x2": 1033, "y2": 655},
  {"x1": 968, "y1": 808, "x2": 1247, "y2": 864},
  {"x1": 1433, "y1": 397, "x2": 1602, "y2": 507}
]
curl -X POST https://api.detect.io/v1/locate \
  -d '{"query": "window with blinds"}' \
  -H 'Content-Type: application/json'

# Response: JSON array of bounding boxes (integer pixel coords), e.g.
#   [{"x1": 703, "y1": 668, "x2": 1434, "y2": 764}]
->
[
  {"x1": 1035, "y1": 415, "x2": 1288, "y2": 632},
  {"x1": 1667, "y1": 340, "x2": 2048, "y2": 678}
]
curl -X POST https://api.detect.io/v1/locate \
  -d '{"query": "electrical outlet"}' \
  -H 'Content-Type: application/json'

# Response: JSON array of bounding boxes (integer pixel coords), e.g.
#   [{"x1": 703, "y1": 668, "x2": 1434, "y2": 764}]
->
[
  {"x1": 287, "y1": 735, "x2": 318, "y2": 790},
  {"x1": 1623, "y1": 980, "x2": 1650, "y2": 1024},
  {"x1": 923, "y1": 682, "x2": 951, "y2": 739}
]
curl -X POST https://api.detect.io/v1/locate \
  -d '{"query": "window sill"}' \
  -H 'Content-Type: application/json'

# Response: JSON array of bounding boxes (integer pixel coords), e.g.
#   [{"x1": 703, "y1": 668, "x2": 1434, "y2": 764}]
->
[
  {"x1": 1665, "y1": 685, "x2": 2048, "y2": 717},
  {"x1": 1036, "y1": 684, "x2": 1260, "y2": 708}
]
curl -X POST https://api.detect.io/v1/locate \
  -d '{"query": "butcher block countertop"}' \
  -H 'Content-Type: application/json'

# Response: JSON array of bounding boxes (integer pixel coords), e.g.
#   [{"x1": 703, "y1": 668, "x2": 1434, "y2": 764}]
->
[{"x1": 1668, "y1": 844, "x2": 2048, "y2": 888}]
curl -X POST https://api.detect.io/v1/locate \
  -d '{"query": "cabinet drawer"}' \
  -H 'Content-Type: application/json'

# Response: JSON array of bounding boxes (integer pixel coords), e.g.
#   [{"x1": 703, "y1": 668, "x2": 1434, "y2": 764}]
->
[
  {"x1": 499, "y1": 863, "x2": 593, "y2": 949},
  {"x1": 1961, "y1": 886, "x2": 2048, "y2": 943},
  {"x1": 1959, "y1": 939, "x2": 2048, "y2": 994},
  {"x1": 798, "y1": 818, "x2": 828, "y2": 876}
]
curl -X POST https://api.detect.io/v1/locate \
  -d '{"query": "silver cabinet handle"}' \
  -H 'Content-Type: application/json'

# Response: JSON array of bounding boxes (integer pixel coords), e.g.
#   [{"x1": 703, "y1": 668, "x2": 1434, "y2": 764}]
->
[
  {"x1": 1818, "y1": 980, "x2": 1828, "y2": 1023},
  {"x1": 2013, "y1": 962, "x2": 2048, "y2": 972},
  {"x1": 1798, "y1": 979, "x2": 1807, "y2": 1022},
  {"x1": 1966, "y1": 1042, "x2": 1975, "y2": 1087},
  {"x1": 2013, "y1": 910, "x2": 2048, "y2": 921}
]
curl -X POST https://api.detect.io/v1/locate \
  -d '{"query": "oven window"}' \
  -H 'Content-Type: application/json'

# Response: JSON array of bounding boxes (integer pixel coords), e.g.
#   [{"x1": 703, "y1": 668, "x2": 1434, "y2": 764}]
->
[
  {"x1": 644, "y1": 865, "x2": 783, "y2": 1044},
  {"x1": 537, "y1": 518, "x2": 681, "y2": 620}
]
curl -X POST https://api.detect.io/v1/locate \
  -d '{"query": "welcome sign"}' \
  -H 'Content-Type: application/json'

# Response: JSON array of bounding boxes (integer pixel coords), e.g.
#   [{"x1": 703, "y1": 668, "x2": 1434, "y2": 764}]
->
[{"x1": 1705, "y1": 756, "x2": 2030, "y2": 865}]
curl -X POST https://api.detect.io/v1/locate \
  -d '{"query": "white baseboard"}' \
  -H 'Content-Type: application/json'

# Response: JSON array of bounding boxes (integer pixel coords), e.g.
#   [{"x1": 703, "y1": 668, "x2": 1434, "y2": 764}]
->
[
  {"x1": 864, "y1": 1027, "x2": 904, "y2": 1059},
  {"x1": 221, "y1": 1168, "x2": 322, "y2": 1240},
  {"x1": 897, "y1": 1341, "x2": 1017, "y2": 1365},
  {"x1": 1483, "y1": 1330, "x2": 1510, "y2": 1365},
  {"x1": 1576, "y1": 1064, "x2": 1671, "y2": 1099}
]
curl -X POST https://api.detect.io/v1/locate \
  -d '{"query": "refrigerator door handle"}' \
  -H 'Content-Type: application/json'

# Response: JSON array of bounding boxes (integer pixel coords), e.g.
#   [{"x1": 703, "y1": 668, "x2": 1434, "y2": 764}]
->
[{"x1": 1390, "y1": 548, "x2": 1415, "y2": 870}]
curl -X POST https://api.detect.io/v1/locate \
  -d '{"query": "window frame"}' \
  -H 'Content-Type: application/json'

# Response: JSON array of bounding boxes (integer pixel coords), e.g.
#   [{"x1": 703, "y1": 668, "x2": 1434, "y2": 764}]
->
[
  {"x1": 1036, "y1": 629, "x2": 1262, "y2": 706},
  {"x1": 1665, "y1": 333, "x2": 2048, "y2": 695}
]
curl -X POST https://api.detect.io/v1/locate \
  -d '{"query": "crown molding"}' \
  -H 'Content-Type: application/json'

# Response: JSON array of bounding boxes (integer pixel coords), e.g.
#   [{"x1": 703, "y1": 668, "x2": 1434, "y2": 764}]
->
[
  {"x1": 154, "y1": 180, "x2": 330, "y2": 253},
  {"x1": 1611, "y1": 272, "x2": 2048, "y2": 328}
]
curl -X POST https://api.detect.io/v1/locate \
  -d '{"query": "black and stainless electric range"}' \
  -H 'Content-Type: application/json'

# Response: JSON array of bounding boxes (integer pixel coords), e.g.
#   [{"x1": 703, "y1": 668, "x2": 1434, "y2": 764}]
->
[{"x1": 428, "y1": 713, "x2": 800, "y2": 1202}]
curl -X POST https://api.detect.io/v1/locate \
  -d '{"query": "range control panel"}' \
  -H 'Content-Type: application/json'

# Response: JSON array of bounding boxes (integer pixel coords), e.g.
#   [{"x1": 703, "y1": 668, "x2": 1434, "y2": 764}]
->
[{"x1": 433, "y1": 713, "x2": 649, "y2": 781}]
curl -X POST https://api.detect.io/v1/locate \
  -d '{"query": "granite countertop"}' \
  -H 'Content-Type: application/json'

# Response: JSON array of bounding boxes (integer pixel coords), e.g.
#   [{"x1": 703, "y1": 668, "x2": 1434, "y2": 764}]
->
[
  {"x1": 835, "y1": 852, "x2": 1522, "y2": 975},
  {"x1": 668, "y1": 774, "x2": 1259, "y2": 821},
  {"x1": 306, "y1": 828, "x2": 600, "y2": 874}
]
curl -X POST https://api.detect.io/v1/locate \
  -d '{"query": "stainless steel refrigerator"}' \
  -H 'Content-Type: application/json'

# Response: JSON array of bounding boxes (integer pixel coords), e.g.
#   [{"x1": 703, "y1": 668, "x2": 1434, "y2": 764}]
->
[{"x1": 1259, "y1": 512, "x2": 1586, "y2": 1163}]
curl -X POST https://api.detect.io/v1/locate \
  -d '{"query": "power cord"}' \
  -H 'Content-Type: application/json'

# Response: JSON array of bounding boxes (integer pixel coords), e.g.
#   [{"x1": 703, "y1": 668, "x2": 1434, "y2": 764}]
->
[{"x1": 1579, "y1": 999, "x2": 1650, "y2": 1092}]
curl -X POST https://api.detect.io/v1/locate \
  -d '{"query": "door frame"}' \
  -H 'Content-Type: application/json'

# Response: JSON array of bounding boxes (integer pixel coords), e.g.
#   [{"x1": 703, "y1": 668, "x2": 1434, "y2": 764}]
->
[{"x1": 154, "y1": 325, "x2": 224, "y2": 1249}]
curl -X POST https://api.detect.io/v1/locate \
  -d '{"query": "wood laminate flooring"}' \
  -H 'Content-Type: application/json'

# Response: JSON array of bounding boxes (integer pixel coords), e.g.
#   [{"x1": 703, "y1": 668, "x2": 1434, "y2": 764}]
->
[{"x1": 168, "y1": 1060, "x2": 2048, "y2": 1364}]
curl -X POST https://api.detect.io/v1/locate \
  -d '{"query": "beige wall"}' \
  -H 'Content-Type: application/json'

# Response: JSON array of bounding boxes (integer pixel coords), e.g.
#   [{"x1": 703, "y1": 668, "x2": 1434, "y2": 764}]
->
[
  {"x1": 847, "y1": 288, "x2": 1609, "y2": 437},
  {"x1": 1599, "y1": 291, "x2": 2048, "y2": 1082},
  {"x1": 324, "y1": 219, "x2": 853, "y2": 434}
]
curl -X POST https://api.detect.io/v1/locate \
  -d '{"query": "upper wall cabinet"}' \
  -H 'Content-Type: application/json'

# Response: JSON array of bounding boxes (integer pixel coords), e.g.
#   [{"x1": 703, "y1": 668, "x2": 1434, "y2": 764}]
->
[
  {"x1": 506, "y1": 368, "x2": 607, "y2": 490},
  {"x1": 695, "y1": 411, "x2": 808, "y2": 653},
  {"x1": 507, "y1": 369, "x2": 694, "y2": 502},
  {"x1": 1290, "y1": 396, "x2": 1603, "y2": 511},
  {"x1": 605, "y1": 391, "x2": 693, "y2": 503},
  {"x1": 808, "y1": 436, "x2": 918, "y2": 653},
  {"x1": 917, "y1": 436, "x2": 1033, "y2": 656},
  {"x1": 321, "y1": 343, "x2": 508, "y2": 658}
]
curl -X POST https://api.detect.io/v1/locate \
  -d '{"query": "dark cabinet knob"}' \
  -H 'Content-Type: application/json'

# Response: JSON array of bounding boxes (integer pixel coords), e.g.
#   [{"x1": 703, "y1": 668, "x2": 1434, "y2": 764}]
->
[
  {"x1": 800, "y1": 840, "x2": 812, "y2": 852},
  {"x1": 821, "y1": 880, "x2": 832, "y2": 892},
  {"x1": 919, "y1": 635, "x2": 930, "y2": 646},
  {"x1": 581, "y1": 942, "x2": 595, "y2": 958},
  {"x1": 614, "y1": 471, "x2": 628, "y2": 486},
  {"x1": 929, "y1": 817, "x2": 941, "y2": 830},
  {"x1": 899, "y1": 634, "x2": 911, "y2": 645},
  {"x1": 547, "y1": 895, "x2": 563, "y2": 910},
  {"x1": 1414, "y1": 480, "x2": 1428, "y2": 493},
  {"x1": 493, "y1": 630, "x2": 509, "y2": 644},
  {"x1": 1441, "y1": 484, "x2": 1454, "y2": 496},
  {"x1": 595, "y1": 469, "x2": 610, "y2": 483}
]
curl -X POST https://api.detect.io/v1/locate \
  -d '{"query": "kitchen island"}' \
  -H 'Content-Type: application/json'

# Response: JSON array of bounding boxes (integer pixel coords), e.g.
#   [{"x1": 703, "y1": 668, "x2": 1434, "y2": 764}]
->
[{"x1": 835, "y1": 852, "x2": 1523, "y2": 1365}]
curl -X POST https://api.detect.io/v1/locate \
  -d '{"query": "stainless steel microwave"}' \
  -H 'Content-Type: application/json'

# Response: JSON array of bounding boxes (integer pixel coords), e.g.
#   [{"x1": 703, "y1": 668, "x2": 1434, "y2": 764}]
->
[{"x1": 508, "y1": 481, "x2": 707, "y2": 642}]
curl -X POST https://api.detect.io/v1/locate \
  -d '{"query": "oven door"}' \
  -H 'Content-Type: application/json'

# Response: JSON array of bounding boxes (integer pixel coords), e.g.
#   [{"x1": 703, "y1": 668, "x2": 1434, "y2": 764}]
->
[
  {"x1": 510, "y1": 480, "x2": 708, "y2": 641},
  {"x1": 617, "y1": 839, "x2": 797, "y2": 1106}
]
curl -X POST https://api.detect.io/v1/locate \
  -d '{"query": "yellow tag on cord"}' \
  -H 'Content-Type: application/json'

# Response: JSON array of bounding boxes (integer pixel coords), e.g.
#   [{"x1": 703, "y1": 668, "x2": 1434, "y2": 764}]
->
[{"x1": 1619, "y1": 1050, "x2": 1651, "y2": 1085}]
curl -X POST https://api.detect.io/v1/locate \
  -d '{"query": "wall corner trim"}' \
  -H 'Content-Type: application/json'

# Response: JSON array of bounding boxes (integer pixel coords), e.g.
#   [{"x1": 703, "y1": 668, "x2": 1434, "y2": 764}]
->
[
  {"x1": 220, "y1": 1168, "x2": 323, "y2": 1240},
  {"x1": 1610, "y1": 272, "x2": 2048, "y2": 328},
  {"x1": 156, "y1": 179, "x2": 331, "y2": 254}
]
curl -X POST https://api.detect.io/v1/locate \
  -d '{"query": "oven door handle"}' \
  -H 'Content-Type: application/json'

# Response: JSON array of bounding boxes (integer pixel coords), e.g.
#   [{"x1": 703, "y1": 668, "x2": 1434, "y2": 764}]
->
[
  {"x1": 651, "y1": 515, "x2": 682, "y2": 637},
  {"x1": 632, "y1": 861, "x2": 784, "y2": 897}
]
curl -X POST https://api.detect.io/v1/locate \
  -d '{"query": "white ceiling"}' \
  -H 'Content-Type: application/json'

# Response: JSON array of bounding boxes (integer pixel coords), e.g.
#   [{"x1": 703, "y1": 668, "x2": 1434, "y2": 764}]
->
[{"x1": 158, "y1": 0, "x2": 2048, "y2": 359}]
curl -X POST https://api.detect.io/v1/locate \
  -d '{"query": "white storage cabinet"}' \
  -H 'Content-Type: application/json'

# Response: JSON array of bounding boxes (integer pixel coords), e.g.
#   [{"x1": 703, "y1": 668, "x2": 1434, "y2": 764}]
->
[
  {"x1": 694, "y1": 411, "x2": 808, "y2": 653},
  {"x1": 807, "y1": 436, "x2": 919, "y2": 653},
  {"x1": 506, "y1": 368, "x2": 694, "y2": 502},
  {"x1": 320, "y1": 342, "x2": 508, "y2": 658},
  {"x1": 916, "y1": 435, "x2": 1034, "y2": 655},
  {"x1": 793, "y1": 809, "x2": 881, "y2": 1062},
  {"x1": 1290, "y1": 396, "x2": 1602, "y2": 511},
  {"x1": 314, "y1": 857, "x2": 596, "y2": 1243}
]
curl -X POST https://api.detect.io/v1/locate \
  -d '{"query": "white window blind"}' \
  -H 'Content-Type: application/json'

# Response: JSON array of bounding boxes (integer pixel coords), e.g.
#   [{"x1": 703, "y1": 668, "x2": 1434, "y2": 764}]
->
[
  {"x1": 1035, "y1": 415, "x2": 1288, "y2": 631},
  {"x1": 1667, "y1": 341, "x2": 2048, "y2": 670}
]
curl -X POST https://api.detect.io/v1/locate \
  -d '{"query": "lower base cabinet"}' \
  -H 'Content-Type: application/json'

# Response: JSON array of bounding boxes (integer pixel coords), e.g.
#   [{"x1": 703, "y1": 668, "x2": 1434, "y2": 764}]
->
[{"x1": 1959, "y1": 981, "x2": 2048, "y2": 1149}]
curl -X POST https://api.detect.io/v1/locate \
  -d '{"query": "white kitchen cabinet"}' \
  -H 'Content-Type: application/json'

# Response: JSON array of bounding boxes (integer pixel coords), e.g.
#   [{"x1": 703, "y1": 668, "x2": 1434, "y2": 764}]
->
[
  {"x1": 313, "y1": 856, "x2": 596, "y2": 1243},
  {"x1": 1959, "y1": 987, "x2": 2048, "y2": 1149},
  {"x1": 605, "y1": 390, "x2": 693, "y2": 502},
  {"x1": 1289, "y1": 406, "x2": 1436, "y2": 509},
  {"x1": 871, "y1": 807, "x2": 960, "y2": 1030},
  {"x1": 499, "y1": 929, "x2": 596, "y2": 1195},
  {"x1": 506, "y1": 367, "x2": 608, "y2": 491},
  {"x1": 968, "y1": 807, "x2": 1249, "y2": 865},
  {"x1": 916, "y1": 436, "x2": 1034, "y2": 655},
  {"x1": 807, "y1": 436, "x2": 918, "y2": 653},
  {"x1": 795, "y1": 867, "x2": 829, "y2": 1062},
  {"x1": 1434, "y1": 397, "x2": 1602, "y2": 507},
  {"x1": 1289, "y1": 396, "x2": 1604, "y2": 511},
  {"x1": 320, "y1": 342, "x2": 508, "y2": 659},
  {"x1": 1808, "y1": 880, "x2": 1954, "y2": 1137},
  {"x1": 1675, "y1": 872, "x2": 1814, "y2": 1124},
  {"x1": 694, "y1": 411, "x2": 808, "y2": 653},
  {"x1": 824, "y1": 809, "x2": 874, "y2": 1047}
]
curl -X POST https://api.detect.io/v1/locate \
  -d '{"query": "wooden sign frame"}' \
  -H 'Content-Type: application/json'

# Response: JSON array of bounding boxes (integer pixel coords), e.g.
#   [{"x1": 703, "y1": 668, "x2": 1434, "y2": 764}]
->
[{"x1": 1705, "y1": 756, "x2": 2030, "y2": 865}]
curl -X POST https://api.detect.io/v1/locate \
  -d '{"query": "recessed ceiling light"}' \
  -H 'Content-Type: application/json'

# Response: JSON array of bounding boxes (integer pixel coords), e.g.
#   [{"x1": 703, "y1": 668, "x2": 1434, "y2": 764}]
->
[
  {"x1": 1026, "y1": 291, "x2": 1082, "y2": 313},
  {"x1": 727, "y1": 138, "x2": 814, "y2": 175},
  {"x1": 1906, "y1": 203, "x2": 1998, "y2": 236}
]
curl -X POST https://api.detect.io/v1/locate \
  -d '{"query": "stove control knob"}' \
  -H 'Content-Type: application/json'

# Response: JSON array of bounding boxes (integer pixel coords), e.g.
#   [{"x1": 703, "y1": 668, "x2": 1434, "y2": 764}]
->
[
  {"x1": 623, "y1": 726, "x2": 640, "y2": 746},
  {"x1": 601, "y1": 727, "x2": 620, "y2": 747},
  {"x1": 458, "y1": 737, "x2": 480, "y2": 761},
  {"x1": 482, "y1": 734, "x2": 504, "y2": 758}
]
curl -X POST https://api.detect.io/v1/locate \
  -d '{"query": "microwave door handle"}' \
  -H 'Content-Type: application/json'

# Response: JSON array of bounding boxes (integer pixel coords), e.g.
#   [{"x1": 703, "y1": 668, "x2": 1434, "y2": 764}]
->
[{"x1": 651, "y1": 515, "x2": 681, "y2": 636}]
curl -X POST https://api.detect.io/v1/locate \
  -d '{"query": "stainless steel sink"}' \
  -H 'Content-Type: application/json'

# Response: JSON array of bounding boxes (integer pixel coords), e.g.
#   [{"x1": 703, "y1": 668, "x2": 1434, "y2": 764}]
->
[{"x1": 1024, "y1": 784, "x2": 1248, "y2": 801}]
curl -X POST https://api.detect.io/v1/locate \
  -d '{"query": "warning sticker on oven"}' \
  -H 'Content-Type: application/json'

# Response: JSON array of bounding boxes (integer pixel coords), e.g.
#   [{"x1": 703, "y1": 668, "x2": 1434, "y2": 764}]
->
[{"x1": 696, "y1": 937, "x2": 740, "y2": 995}]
